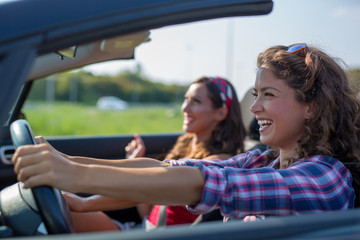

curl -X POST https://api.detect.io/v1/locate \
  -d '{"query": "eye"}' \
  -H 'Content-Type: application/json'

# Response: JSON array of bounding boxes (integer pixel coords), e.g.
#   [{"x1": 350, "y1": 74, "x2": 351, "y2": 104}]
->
[
  {"x1": 264, "y1": 92, "x2": 275, "y2": 97},
  {"x1": 183, "y1": 96, "x2": 201, "y2": 104},
  {"x1": 193, "y1": 98, "x2": 201, "y2": 104},
  {"x1": 251, "y1": 91, "x2": 258, "y2": 99}
]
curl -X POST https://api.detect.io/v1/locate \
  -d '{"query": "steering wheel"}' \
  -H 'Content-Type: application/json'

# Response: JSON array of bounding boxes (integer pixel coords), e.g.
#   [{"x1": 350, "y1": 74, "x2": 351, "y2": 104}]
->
[{"x1": 10, "y1": 119, "x2": 75, "y2": 234}]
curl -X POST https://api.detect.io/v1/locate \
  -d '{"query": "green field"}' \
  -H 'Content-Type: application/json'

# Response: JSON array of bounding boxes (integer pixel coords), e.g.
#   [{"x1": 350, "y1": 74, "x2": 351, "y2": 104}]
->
[{"x1": 23, "y1": 102, "x2": 183, "y2": 136}]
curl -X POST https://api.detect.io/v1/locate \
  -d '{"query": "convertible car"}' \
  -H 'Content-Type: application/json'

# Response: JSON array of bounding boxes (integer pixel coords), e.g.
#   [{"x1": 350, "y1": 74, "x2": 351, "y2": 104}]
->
[{"x1": 0, "y1": 0, "x2": 360, "y2": 239}]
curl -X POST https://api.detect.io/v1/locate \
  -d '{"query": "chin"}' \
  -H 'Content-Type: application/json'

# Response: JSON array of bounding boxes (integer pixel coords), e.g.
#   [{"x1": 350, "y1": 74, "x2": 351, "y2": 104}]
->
[
  {"x1": 183, "y1": 126, "x2": 190, "y2": 132},
  {"x1": 259, "y1": 137, "x2": 271, "y2": 146},
  {"x1": 183, "y1": 127, "x2": 195, "y2": 133}
]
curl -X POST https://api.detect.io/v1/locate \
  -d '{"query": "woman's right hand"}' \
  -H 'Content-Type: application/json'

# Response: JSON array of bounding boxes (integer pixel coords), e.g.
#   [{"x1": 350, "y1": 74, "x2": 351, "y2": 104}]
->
[
  {"x1": 62, "y1": 192, "x2": 87, "y2": 212},
  {"x1": 125, "y1": 134, "x2": 146, "y2": 158}
]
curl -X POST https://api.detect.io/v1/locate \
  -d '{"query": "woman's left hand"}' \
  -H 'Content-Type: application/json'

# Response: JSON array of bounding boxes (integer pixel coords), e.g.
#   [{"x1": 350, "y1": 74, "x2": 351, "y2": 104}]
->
[{"x1": 125, "y1": 134, "x2": 146, "y2": 158}]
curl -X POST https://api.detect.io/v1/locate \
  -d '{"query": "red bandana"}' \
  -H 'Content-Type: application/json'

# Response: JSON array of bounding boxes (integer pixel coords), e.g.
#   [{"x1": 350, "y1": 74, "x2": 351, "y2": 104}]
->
[{"x1": 211, "y1": 77, "x2": 233, "y2": 110}]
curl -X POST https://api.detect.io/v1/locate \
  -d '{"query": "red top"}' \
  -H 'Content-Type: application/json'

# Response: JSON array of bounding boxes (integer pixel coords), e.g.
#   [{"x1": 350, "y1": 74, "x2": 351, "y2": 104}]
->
[{"x1": 148, "y1": 205, "x2": 198, "y2": 226}]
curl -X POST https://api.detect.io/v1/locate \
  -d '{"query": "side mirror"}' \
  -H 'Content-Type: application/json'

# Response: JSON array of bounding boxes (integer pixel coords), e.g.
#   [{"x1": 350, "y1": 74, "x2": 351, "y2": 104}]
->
[{"x1": 18, "y1": 111, "x2": 26, "y2": 120}]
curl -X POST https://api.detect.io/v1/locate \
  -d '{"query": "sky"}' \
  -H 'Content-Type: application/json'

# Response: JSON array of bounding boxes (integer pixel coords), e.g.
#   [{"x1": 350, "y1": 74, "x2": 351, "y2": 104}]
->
[{"x1": 84, "y1": 0, "x2": 360, "y2": 100}]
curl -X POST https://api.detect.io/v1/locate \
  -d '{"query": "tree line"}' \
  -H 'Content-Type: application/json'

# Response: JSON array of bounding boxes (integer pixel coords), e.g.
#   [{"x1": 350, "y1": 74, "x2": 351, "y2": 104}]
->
[{"x1": 28, "y1": 70, "x2": 188, "y2": 105}]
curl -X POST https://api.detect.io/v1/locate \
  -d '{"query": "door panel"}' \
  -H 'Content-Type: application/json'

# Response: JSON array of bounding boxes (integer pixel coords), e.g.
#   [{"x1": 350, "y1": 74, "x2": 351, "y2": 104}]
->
[{"x1": 47, "y1": 133, "x2": 180, "y2": 159}]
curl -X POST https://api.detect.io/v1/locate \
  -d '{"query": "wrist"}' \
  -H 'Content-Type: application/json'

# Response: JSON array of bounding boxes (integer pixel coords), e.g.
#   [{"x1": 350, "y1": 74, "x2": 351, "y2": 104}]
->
[{"x1": 72, "y1": 163, "x2": 93, "y2": 194}]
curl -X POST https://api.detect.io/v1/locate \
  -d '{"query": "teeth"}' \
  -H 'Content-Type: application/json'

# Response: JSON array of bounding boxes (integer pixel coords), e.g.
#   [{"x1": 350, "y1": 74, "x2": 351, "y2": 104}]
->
[
  {"x1": 258, "y1": 120, "x2": 272, "y2": 130},
  {"x1": 184, "y1": 117, "x2": 194, "y2": 124},
  {"x1": 258, "y1": 120, "x2": 272, "y2": 125}
]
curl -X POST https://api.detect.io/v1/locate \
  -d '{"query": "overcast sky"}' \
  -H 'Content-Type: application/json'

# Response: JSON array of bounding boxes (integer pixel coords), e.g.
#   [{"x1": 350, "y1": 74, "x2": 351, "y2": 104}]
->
[{"x1": 84, "y1": 0, "x2": 360, "y2": 100}]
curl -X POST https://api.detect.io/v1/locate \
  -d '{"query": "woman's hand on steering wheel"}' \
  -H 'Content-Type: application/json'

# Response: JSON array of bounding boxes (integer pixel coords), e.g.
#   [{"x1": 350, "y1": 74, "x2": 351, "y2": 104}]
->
[{"x1": 11, "y1": 142, "x2": 81, "y2": 192}]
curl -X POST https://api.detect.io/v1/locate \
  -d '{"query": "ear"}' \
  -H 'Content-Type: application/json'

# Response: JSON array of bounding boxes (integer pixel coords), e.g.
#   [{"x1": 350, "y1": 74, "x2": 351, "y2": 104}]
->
[
  {"x1": 215, "y1": 106, "x2": 228, "y2": 122},
  {"x1": 305, "y1": 102, "x2": 315, "y2": 119}
]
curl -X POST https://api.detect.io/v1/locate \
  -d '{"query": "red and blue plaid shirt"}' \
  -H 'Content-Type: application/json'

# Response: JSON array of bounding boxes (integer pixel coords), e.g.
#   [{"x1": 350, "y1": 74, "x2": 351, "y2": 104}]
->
[{"x1": 165, "y1": 149, "x2": 354, "y2": 221}]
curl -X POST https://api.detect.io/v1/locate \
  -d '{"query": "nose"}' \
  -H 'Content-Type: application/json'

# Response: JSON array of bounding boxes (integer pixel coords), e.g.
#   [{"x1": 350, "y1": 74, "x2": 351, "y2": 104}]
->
[
  {"x1": 182, "y1": 100, "x2": 190, "y2": 112},
  {"x1": 250, "y1": 97, "x2": 262, "y2": 114}
]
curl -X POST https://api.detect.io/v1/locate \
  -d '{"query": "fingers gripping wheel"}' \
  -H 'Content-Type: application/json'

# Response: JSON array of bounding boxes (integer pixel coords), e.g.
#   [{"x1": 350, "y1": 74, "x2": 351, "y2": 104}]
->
[{"x1": 10, "y1": 119, "x2": 75, "y2": 234}]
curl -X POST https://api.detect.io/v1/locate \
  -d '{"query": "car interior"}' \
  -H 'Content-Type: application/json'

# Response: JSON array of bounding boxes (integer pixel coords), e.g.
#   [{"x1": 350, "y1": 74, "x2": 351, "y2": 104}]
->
[
  {"x1": 2, "y1": 29, "x2": 359, "y2": 236},
  {"x1": 0, "y1": 0, "x2": 360, "y2": 239}
]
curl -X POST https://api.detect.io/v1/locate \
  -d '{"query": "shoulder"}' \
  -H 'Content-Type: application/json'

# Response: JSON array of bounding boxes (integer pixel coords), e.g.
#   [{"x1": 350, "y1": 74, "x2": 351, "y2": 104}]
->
[
  {"x1": 203, "y1": 149, "x2": 270, "y2": 161},
  {"x1": 295, "y1": 155, "x2": 346, "y2": 169},
  {"x1": 205, "y1": 148, "x2": 271, "y2": 161},
  {"x1": 290, "y1": 155, "x2": 351, "y2": 178}
]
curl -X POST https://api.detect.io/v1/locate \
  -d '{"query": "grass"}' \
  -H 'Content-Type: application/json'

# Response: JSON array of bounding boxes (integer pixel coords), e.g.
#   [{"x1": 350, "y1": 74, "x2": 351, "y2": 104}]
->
[{"x1": 23, "y1": 102, "x2": 183, "y2": 136}]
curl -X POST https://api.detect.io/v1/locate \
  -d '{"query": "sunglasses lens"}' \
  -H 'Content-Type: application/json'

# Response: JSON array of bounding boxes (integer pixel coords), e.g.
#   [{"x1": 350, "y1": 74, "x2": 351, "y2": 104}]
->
[{"x1": 287, "y1": 44, "x2": 307, "y2": 53}]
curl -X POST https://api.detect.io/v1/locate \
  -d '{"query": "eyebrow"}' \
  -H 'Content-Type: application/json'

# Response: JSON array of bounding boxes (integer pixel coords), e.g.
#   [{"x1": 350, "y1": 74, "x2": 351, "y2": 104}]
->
[
  {"x1": 253, "y1": 86, "x2": 281, "y2": 92},
  {"x1": 185, "y1": 94, "x2": 203, "y2": 100}
]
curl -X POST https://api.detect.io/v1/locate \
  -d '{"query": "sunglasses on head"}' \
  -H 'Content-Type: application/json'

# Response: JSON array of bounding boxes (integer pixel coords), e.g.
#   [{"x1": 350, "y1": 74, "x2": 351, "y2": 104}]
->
[{"x1": 287, "y1": 43, "x2": 308, "y2": 53}]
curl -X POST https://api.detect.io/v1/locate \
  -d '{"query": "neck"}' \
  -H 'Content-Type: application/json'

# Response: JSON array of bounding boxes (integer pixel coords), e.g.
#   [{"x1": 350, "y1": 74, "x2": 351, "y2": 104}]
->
[
  {"x1": 279, "y1": 147, "x2": 298, "y2": 169},
  {"x1": 191, "y1": 134, "x2": 208, "y2": 151},
  {"x1": 192, "y1": 131, "x2": 211, "y2": 143}
]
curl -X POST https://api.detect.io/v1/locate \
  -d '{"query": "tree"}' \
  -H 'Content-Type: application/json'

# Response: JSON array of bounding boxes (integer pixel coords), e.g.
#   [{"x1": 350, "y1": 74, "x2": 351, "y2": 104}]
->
[{"x1": 347, "y1": 68, "x2": 360, "y2": 95}]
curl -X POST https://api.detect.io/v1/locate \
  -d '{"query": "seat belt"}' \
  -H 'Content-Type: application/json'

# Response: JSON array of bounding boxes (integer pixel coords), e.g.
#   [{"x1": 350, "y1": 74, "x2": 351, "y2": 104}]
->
[
  {"x1": 157, "y1": 205, "x2": 167, "y2": 227},
  {"x1": 191, "y1": 214, "x2": 203, "y2": 226}
]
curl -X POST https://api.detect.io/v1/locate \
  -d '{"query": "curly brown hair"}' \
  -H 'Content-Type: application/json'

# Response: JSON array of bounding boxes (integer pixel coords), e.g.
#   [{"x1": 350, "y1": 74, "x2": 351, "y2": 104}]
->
[
  {"x1": 257, "y1": 44, "x2": 360, "y2": 166},
  {"x1": 165, "y1": 77, "x2": 246, "y2": 159}
]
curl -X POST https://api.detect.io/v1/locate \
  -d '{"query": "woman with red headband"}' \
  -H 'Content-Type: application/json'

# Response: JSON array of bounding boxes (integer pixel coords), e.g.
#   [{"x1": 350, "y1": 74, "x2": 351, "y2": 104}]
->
[
  {"x1": 122, "y1": 77, "x2": 245, "y2": 230},
  {"x1": 13, "y1": 43, "x2": 359, "y2": 227}
]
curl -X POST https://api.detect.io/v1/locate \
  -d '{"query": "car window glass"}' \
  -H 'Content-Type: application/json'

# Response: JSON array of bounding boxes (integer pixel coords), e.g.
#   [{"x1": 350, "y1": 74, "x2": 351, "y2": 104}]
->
[{"x1": 23, "y1": 73, "x2": 184, "y2": 137}]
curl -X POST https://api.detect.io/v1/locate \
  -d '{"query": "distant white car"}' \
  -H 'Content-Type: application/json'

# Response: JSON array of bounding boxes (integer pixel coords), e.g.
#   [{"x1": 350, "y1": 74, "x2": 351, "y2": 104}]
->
[{"x1": 96, "y1": 96, "x2": 128, "y2": 111}]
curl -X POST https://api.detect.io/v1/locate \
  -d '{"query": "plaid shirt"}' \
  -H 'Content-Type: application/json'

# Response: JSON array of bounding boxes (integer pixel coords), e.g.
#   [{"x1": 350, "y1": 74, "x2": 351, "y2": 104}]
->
[{"x1": 165, "y1": 149, "x2": 354, "y2": 221}]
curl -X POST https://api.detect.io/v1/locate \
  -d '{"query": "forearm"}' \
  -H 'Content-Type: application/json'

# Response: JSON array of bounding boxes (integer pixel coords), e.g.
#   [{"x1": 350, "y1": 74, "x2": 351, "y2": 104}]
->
[
  {"x1": 81, "y1": 195, "x2": 137, "y2": 212},
  {"x1": 75, "y1": 165, "x2": 205, "y2": 206},
  {"x1": 13, "y1": 144, "x2": 203, "y2": 206},
  {"x1": 68, "y1": 156, "x2": 168, "y2": 168}
]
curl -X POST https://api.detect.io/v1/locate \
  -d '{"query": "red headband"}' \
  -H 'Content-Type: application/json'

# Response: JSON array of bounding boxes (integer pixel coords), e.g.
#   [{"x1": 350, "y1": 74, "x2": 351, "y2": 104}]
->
[{"x1": 211, "y1": 77, "x2": 232, "y2": 110}]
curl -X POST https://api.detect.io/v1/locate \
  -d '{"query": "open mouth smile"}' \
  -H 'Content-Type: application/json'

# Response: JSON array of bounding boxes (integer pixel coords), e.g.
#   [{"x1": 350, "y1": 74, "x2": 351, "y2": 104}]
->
[
  {"x1": 258, "y1": 119, "x2": 273, "y2": 131},
  {"x1": 183, "y1": 116, "x2": 195, "y2": 125}
]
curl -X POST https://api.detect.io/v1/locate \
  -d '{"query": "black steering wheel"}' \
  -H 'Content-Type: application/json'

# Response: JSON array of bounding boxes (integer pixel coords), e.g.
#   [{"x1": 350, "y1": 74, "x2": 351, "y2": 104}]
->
[{"x1": 10, "y1": 119, "x2": 75, "y2": 234}]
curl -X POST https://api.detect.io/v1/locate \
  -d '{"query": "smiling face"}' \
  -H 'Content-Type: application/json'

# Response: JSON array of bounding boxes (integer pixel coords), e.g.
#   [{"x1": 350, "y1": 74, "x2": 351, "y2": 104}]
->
[
  {"x1": 250, "y1": 68, "x2": 311, "y2": 152},
  {"x1": 181, "y1": 83, "x2": 224, "y2": 141}
]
